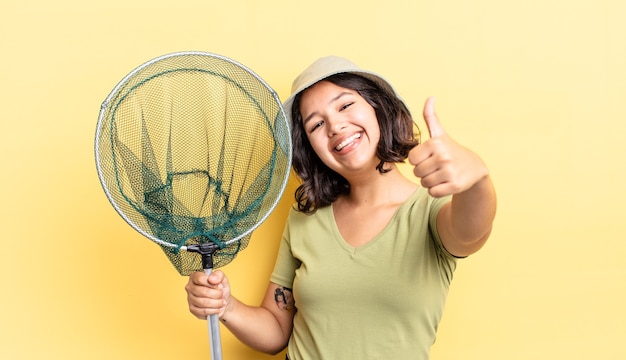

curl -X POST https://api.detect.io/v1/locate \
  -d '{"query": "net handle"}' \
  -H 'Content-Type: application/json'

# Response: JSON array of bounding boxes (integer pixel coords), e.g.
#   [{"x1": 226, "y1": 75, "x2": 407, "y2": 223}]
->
[
  {"x1": 206, "y1": 268, "x2": 223, "y2": 360},
  {"x1": 188, "y1": 243, "x2": 223, "y2": 359}
]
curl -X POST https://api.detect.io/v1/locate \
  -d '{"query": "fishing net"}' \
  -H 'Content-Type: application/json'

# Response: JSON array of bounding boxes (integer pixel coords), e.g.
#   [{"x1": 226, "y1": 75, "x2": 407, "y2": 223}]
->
[
  {"x1": 94, "y1": 51, "x2": 291, "y2": 359},
  {"x1": 96, "y1": 51, "x2": 291, "y2": 275}
]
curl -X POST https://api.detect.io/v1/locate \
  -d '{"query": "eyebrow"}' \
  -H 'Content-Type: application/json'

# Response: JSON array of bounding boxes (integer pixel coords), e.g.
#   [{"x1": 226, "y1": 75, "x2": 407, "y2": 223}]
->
[{"x1": 302, "y1": 91, "x2": 353, "y2": 125}]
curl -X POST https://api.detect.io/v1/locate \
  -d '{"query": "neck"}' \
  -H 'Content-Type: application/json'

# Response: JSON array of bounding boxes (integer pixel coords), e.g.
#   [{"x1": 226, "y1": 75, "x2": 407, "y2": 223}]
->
[{"x1": 341, "y1": 164, "x2": 417, "y2": 207}]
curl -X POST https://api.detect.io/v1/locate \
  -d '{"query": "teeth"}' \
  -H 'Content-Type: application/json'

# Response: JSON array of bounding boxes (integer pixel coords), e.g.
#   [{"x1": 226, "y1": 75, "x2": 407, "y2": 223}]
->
[{"x1": 335, "y1": 133, "x2": 361, "y2": 151}]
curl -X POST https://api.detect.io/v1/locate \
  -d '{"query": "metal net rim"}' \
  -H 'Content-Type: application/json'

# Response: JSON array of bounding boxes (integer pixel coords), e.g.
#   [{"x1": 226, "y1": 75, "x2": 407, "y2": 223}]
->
[{"x1": 94, "y1": 50, "x2": 292, "y2": 251}]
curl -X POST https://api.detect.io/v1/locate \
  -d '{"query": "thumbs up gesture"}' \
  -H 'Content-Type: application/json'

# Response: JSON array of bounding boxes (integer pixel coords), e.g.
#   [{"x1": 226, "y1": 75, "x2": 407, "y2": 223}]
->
[{"x1": 409, "y1": 97, "x2": 489, "y2": 198}]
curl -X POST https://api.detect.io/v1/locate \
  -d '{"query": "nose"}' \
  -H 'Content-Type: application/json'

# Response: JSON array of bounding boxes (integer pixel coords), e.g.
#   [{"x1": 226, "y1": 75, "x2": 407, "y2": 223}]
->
[{"x1": 326, "y1": 115, "x2": 346, "y2": 137}]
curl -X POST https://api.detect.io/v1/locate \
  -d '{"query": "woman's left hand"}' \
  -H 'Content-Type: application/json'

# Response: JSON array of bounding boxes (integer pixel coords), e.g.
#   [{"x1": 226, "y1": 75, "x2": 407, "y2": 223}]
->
[{"x1": 408, "y1": 97, "x2": 489, "y2": 198}]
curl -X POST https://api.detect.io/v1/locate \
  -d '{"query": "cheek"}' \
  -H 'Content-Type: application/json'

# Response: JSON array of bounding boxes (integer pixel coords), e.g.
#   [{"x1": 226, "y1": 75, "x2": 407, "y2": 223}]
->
[
  {"x1": 363, "y1": 110, "x2": 381, "y2": 144},
  {"x1": 307, "y1": 134, "x2": 340, "y2": 167},
  {"x1": 307, "y1": 133, "x2": 328, "y2": 157}
]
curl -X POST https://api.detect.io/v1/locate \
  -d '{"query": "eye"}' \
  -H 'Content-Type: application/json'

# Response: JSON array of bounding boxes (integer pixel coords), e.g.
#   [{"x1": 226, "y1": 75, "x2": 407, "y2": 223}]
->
[
  {"x1": 340, "y1": 102, "x2": 354, "y2": 111},
  {"x1": 308, "y1": 120, "x2": 324, "y2": 133}
]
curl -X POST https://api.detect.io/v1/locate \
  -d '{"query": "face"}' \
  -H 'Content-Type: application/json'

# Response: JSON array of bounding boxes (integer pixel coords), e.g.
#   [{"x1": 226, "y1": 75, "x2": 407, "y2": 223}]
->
[{"x1": 299, "y1": 80, "x2": 380, "y2": 176}]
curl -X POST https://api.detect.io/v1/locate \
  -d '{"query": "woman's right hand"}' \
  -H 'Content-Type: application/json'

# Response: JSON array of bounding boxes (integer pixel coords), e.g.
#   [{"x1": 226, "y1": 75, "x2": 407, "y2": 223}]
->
[{"x1": 185, "y1": 270, "x2": 232, "y2": 320}]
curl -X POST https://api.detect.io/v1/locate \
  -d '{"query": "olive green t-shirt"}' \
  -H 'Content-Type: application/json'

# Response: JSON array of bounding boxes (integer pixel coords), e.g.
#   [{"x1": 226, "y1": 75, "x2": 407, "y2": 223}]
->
[{"x1": 270, "y1": 188, "x2": 456, "y2": 360}]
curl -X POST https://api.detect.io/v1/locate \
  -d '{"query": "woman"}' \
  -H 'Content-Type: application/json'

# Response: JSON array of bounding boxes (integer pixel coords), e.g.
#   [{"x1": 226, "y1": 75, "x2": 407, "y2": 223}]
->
[{"x1": 185, "y1": 56, "x2": 497, "y2": 359}]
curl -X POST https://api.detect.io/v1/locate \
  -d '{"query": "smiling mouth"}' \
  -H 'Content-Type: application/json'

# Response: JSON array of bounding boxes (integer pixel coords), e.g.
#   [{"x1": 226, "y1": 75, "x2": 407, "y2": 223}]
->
[{"x1": 335, "y1": 132, "x2": 362, "y2": 151}]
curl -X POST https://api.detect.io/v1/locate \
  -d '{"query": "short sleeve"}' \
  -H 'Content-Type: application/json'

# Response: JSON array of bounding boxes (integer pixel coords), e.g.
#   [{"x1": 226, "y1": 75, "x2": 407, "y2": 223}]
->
[
  {"x1": 270, "y1": 208, "x2": 301, "y2": 288},
  {"x1": 428, "y1": 195, "x2": 465, "y2": 259}
]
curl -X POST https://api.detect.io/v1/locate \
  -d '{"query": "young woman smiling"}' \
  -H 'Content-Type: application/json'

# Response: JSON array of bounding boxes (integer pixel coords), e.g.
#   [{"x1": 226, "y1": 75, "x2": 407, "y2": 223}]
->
[{"x1": 185, "y1": 56, "x2": 497, "y2": 360}]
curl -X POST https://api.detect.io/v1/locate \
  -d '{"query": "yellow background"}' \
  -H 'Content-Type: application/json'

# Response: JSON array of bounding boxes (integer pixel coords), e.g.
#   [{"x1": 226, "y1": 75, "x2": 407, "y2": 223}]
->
[{"x1": 1, "y1": 0, "x2": 624, "y2": 359}]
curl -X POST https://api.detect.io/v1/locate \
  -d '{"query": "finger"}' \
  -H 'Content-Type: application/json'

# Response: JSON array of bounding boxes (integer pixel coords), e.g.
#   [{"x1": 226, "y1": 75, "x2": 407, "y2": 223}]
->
[
  {"x1": 423, "y1": 96, "x2": 445, "y2": 138},
  {"x1": 411, "y1": 151, "x2": 439, "y2": 179},
  {"x1": 408, "y1": 137, "x2": 436, "y2": 166},
  {"x1": 426, "y1": 183, "x2": 452, "y2": 198},
  {"x1": 187, "y1": 281, "x2": 225, "y2": 304},
  {"x1": 189, "y1": 271, "x2": 210, "y2": 286},
  {"x1": 207, "y1": 270, "x2": 224, "y2": 286},
  {"x1": 408, "y1": 135, "x2": 445, "y2": 168},
  {"x1": 408, "y1": 143, "x2": 424, "y2": 166},
  {"x1": 189, "y1": 298, "x2": 225, "y2": 319}
]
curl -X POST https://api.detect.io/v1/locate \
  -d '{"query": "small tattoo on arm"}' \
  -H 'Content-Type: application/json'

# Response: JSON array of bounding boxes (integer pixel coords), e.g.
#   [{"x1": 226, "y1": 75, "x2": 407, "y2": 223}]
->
[{"x1": 274, "y1": 286, "x2": 295, "y2": 311}]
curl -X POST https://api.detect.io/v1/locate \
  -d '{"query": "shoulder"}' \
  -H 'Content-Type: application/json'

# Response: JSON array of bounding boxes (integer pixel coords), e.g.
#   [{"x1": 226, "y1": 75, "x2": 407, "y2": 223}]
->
[
  {"x1": 401, "y1": 187, "x2": 450, "y2": 216},
  {"x1": 283, "y1": 205, "x2": 333, "y2": 239},
  {"x1": 287, "y1": 204, "x2": 331, "y2": 222}
]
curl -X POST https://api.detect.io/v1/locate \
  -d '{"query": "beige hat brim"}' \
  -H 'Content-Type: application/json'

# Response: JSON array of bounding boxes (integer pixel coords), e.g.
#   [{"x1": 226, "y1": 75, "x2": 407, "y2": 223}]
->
[{"x1": 282, "y1": 56, "x2": 399, "y2": 126}]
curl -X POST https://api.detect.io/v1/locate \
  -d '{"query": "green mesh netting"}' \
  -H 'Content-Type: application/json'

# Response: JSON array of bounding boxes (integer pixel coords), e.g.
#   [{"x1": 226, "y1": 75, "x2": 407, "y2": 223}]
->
[{"x1": 95, "y1": 52, "x2": 291, "y2": 275}]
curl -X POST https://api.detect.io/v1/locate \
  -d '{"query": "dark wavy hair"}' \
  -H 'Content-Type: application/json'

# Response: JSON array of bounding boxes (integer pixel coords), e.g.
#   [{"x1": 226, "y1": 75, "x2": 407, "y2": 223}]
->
[{"x1": 291, "y1": 73, "x2": 419, "y2": 214}]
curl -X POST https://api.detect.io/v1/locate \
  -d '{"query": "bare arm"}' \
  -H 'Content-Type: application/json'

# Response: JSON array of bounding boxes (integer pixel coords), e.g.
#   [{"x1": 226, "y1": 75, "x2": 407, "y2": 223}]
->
[
  {"x1": 409, "y1": 97, "x2": 497, "y2": 256},
  {"x1": 437, "y1": 175, "x2": 496, "y2": 256},
  {"x1": 219, "y1": 282, "x2": 295, "y2": 354},
  {"x1": 186, "y1": 271, "x2": 295, "y2": 355}
]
